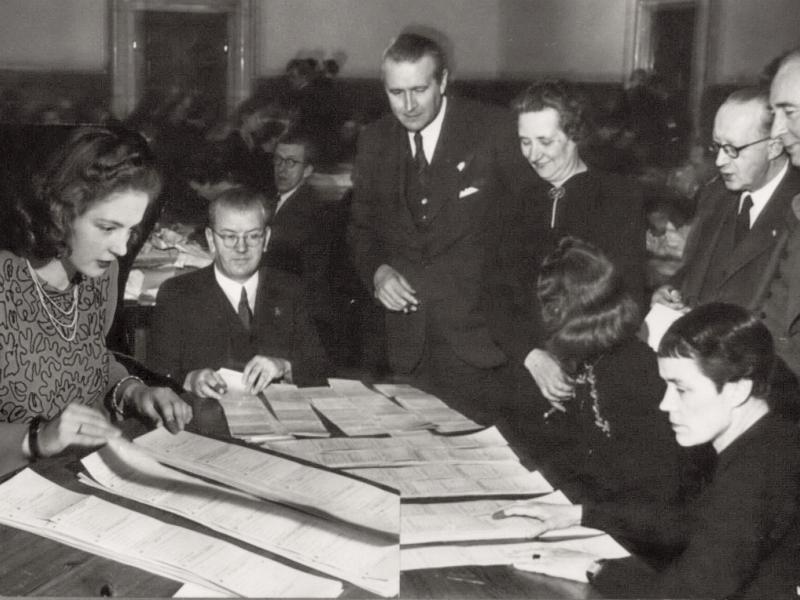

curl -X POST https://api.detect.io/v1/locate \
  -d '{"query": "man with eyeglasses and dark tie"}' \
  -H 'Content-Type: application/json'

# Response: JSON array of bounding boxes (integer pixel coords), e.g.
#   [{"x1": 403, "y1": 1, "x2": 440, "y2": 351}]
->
[
  {"x1": 148, "y1": 186, "x2": 328, "y2": 399},
  {"x1": 652, "y1": 87, "x2": 800, "y2": 313}
]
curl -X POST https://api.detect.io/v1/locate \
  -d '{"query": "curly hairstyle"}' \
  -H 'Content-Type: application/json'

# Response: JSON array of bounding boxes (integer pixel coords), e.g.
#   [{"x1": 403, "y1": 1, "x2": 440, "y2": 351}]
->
[
  {"x1": 538, "y1": 237, "x2": 640, "y2": 370},
  {"x1": 658, "y1": 302, "x2": 774, "y2": 399},
  {"x1": 512, "y1": 79, "x2": 589, "y2": 143},
  {"x1": 16, "y1": 126, "x2": 161, "y2": 260}
]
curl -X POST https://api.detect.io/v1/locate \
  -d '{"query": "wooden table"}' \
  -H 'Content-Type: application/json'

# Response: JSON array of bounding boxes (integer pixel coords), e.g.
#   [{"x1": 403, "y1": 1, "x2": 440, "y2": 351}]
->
[{"x1": 0, "y1": 397, "x2": 604, "y2": 599}]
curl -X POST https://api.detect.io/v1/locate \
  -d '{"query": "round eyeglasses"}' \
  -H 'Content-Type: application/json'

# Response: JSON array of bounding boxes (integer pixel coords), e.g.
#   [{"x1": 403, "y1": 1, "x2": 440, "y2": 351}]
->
[
  {"x1": 211, "y1": 229, "x2": 266, "y2": 248},
  {"x1": 708, "y1": 137, "x2": 771, "y2": 159},
  {"x1": 273, "y1": 155, "x2": 305, "y2": 169}
]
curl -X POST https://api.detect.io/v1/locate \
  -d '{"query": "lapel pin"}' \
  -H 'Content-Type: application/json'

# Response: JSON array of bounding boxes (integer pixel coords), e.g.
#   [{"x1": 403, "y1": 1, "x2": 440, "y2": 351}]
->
[
  {"x1": 274, "y1": 307, "x2": 282, "y2": 317},
  {"x1": 772, "y1": 229, "x2": 777, "y2": 237},
  {"x1": 456, "y1": 161, "x2": 466, "y2": 172}
]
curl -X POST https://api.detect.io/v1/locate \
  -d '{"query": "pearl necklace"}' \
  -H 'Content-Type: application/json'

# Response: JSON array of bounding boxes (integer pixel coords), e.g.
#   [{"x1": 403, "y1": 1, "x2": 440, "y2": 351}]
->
[{"x1": 25, "y1": 260, "x2": 79, "y2": 342}]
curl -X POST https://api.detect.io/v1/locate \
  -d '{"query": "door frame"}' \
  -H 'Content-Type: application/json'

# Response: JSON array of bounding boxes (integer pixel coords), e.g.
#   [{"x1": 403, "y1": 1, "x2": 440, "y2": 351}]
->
[
  {"x1": 110, "y1": 0, "x2": 255, "y2": 119},
  {"x1": 624, "y1": 0, "x2": 712, "y2": 141}
]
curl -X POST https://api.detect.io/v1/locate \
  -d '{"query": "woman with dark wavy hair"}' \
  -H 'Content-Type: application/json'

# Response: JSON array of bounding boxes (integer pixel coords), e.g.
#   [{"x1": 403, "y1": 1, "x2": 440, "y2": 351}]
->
[
  {"x1": 0, "y1": 126, "x2": 192, "y2": 475},
  {"x1": 504, "y1": 237, "x2": 687, "y2": 507}
]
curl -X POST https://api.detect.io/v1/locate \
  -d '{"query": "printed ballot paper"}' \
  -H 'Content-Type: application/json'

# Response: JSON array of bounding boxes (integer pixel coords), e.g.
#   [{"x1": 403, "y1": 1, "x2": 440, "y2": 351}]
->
[
  {"x1": 0, "y1": 469, "x2": 342, "y2": 597},
  {"x1": 80, "y1": 438, "x2": 398, "y2": 597}
]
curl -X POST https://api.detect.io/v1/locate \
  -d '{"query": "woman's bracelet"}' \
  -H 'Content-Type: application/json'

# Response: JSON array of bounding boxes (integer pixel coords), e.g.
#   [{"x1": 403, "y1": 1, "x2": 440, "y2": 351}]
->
[
  {"x1": 28, "y1": 416, "x2": 43, "y2": 460},
  {"x1": 111, "y1": 375, "x2": 144, "y2": 419}
]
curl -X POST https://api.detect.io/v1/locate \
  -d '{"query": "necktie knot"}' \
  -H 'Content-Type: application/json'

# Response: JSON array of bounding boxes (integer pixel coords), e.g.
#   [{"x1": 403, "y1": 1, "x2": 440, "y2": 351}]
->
[{"x1": 237, "y1": 286, "x2": 252, "y2": 330}]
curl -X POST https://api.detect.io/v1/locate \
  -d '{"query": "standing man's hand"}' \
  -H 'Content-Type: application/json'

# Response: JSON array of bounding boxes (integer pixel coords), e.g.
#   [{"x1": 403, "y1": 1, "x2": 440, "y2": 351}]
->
[{"x1": 374, "y1": 264, "x2": 419, "y2": 313}]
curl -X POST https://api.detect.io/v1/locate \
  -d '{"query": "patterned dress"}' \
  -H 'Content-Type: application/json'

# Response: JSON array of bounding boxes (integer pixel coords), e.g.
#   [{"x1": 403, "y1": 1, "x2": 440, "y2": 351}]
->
[{"x1": 0, "y1": 249, "x2": 125, "y2": 423}]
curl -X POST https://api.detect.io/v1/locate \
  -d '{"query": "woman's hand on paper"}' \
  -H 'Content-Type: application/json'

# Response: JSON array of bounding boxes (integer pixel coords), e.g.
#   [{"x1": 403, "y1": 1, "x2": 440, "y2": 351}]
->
[
  {"x1": 128, "y1": 384, "x2": 193, "y2": 433},
  {"x1": 493, "y1": 501, "x2": 583, "y2": 535},
  {"x1": 37, "y1": 403, "x2": 121, "y2": 456}
]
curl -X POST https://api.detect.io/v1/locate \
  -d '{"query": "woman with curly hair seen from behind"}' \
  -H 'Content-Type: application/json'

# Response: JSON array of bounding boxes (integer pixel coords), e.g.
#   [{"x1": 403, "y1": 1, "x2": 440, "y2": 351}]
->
[
  {"x1": 0, "y1": 126, "x2": 192, "y2": 475},
  {"x1": 498, "y1": 237, "x2": 694, "y2": 526}
]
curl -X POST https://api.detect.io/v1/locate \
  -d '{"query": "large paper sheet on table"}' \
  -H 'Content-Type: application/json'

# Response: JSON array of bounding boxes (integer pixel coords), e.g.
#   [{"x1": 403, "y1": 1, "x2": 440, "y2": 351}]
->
[
  {"x1": 373, "y1": 383, "x2": 483, "y2": 433},
  {"x1": 80, "y1": 439, "x2": 398, "y2": 597},
  {"x1": 262, "y1": 426, "x2": 517, "y2": 468},
  {"x1": 0, "y1": 469, "x2": 342, "y2": 598},
  {"x1": 345, "y1": 462, "x2": 553, "y2": 499},
  {"x1": 133, "y1": 428, "x2": 399, "y2": 535},
  {"x1": 401, "y1": 496, "x2": 604, "y2": 545}
]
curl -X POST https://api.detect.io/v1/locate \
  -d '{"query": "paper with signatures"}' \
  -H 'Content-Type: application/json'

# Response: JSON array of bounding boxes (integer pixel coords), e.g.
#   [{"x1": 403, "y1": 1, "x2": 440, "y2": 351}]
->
[
  {"x1": 132, "y1": 428, "x2": 399, "y2": 535},
  {"x1": 262, "y1": 426, "x2": 518, "y2": 468},
  {"x1": 0, "y1": 469, "x2": 342, "y2": 597},
  {"x1": 373, "y1": 383, "x2": 483, "y2": 433},
  {"x1": 344, "y1": 461, "x2": 553, "y2": 499},
  {"x1": 80, "y1": 439, "x2": 398, "y2": 597}
]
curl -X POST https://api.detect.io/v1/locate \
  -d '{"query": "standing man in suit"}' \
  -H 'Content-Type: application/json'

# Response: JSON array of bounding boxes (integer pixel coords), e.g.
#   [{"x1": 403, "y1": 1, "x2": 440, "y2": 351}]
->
[
  {"x1": 148, "y1": 186, "x2": 328, "y2": 398},
  {"x1": 757, "y1": 50, "x2": 800, "y2": 377},
  {"x1": 652, "y1": 87, "x2": 799, "y2": 311},
  {"x1": 348, "y1": 32, "x2": 517, "y2": 424}
]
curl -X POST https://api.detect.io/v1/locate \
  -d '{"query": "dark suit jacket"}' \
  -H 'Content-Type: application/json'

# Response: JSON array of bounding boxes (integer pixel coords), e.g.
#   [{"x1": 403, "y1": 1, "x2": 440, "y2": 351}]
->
[
  {"x1": 676, "y1": 166, "x2": 800, "y2": 310},
  {"x1": 266, "y1": 183, "x2": 334, "y2": 321},
  {"x1": 489, "y1": 168, "x2": 647, "y2": 364},
  {"x1": 751, "y1": 189, "x2": 800, "y2": 375},
  {"x1": 147, "y1": 265, "x2": 328, "y2": 386},
  {"x1": 348, "y1": 96, "x2": 518, "y2": 373}
]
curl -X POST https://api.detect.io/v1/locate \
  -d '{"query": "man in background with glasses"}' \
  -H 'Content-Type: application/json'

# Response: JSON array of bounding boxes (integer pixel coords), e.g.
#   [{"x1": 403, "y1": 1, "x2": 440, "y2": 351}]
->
[
  {"x1": 652, "y1": 87, "x2": 799, "y2": 312},
  {"x1": 148, "y1": 186, "x2": 328, "y2": 399},
  {"x1": 265, "y1": 130, "x2": 336, "y2": 364}
]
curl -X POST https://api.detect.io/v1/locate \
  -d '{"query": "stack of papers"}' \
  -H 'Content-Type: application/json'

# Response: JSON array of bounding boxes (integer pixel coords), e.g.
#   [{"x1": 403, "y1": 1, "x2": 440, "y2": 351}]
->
[
  {"x1": 374, "y1": 384, "x2": 483, "y2": 433},
  {"x1": 311, "y1": 392, "x2": 434, "y2": 436},
  {"x1": 262, "y1": 384, "x2": 332, "y2": 437},
  {"x1": 400, "y1": 490, "x2": 630, "y2": 584},
  {"x1": 344, "y1": 462, "x2": 553, "y2": 499},
  {"x1": 401, "y1": 495, "x2": 605, "y2": 545},
  {"x1": 0, "y1": 469, "x2": 342, "y2": 597},
  {"x1": 133, "y1": 428, "x2": 399, "y2": 536},
  {"x1": 80, "y1": 440, "x2": 398, "y2": 597},
  {"x1": 262, "y1": 426, "x2": 518, "y2": 468},
  {"x1": 215, "y1": 370, "x2": 292, "y2": 443}
]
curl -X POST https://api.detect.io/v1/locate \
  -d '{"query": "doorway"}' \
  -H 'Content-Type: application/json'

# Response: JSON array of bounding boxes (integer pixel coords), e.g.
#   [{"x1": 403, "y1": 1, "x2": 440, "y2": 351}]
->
[
  {"x1": 142, "y1": 11, "x2": 227, "y2": 127},
  {"x1": 627, "y1": 0, "x2": 712, "y2": 146},
  {"x1": 110, "y1": 0, "x2": 255, "y2": 120}
]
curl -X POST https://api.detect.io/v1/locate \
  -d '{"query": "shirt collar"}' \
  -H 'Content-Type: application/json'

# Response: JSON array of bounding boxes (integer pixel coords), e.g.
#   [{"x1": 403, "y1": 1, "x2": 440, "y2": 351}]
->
[
  {"x1": 275, "y1": 182, "x2": 305, "y2": 215},
  {"x1": 213, "y1": 265, "x2": 259, "y2": 313},
  {"x1": 407, "y1": 95, "x2": 448, "y2": 164},
  {"x1": 744, "y1": 160, "x2": 789, "y2": 224}
]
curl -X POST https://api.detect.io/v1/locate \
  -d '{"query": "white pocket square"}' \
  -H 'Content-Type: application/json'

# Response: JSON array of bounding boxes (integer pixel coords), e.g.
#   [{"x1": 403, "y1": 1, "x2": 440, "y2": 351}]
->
[{"x1": 459, "y1": 186, "x2": 479, "y2": 198}]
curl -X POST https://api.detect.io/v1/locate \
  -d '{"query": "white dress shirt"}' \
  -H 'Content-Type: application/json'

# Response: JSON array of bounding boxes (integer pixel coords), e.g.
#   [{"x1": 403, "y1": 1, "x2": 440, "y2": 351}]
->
[
  {"x1": 407, "y1": 96, "x2": 448, "y2": 164},
  {"x1": 214, "y1": 266, "x2": 258, "y2": 314},
  {"x1": 743, "y1": 161, "x2": 788, "y2": 226}
]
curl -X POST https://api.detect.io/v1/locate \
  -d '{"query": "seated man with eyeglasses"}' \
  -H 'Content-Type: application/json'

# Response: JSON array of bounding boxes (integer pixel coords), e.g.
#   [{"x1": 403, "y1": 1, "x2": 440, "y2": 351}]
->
[
  {"x1": 147, "y1": 186, "x2": 329, "y2": 399},
  {"x1": 652, "y1": 86, "x2": 800, "y2": 313}
]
